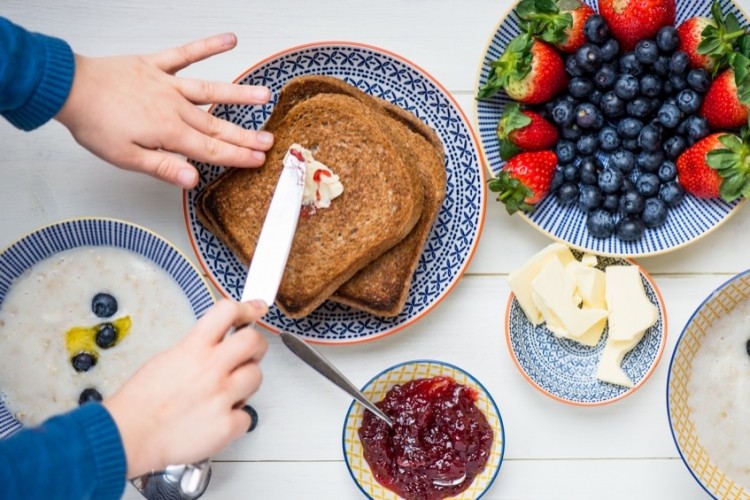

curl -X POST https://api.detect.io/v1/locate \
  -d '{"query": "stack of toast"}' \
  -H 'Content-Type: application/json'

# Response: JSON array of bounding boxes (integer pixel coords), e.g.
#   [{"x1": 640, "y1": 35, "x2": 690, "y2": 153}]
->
[{"x1": 196, "y1": 75, "x2": 446, "y2": 318}]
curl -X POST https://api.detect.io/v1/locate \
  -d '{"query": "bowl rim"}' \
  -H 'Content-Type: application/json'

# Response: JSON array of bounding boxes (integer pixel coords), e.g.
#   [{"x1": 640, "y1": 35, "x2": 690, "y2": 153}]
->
[
  {"x1": 181, "y1": 40, "x2": 488, "y2": 345},
  {"x1": 504, "y1": 257, "x2": 668, "y2": 406},
  {"x1": 341, "y1": 358, "x2": 505, "y2": 499},
  {"x1": 665, "y1": 267, "x2": 750, "y2": 499}
]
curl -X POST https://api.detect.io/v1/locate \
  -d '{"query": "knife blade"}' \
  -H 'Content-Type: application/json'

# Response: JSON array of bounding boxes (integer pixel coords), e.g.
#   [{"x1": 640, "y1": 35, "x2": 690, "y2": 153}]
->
[{"x1": 240, "y1": 146, "x2": 307, "y2": 305}]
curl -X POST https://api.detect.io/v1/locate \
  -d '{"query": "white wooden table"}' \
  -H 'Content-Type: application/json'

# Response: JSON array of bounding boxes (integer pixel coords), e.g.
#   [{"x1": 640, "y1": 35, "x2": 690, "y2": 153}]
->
[{"x1": 3, "y1": 1, "x2": 746, "y2": 498}]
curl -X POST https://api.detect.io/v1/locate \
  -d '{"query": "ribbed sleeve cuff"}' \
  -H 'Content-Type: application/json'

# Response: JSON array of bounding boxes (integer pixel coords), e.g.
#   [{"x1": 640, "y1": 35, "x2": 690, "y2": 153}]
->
[
  {"x1": 2, "y1": 33, "x2": 74, "y2": 131},
  {"x1": 76, "y1": 404, "x2": 127, "y2": 500}
]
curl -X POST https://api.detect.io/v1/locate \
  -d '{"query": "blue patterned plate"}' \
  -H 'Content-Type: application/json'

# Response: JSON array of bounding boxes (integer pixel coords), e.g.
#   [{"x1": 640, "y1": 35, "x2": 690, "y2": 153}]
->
[
  {"x1": 184, "y1": 42, "x2": 486, "y2": 344},
  {"x1": 475, "y1": 0, "x2": 747, "y2": 258},
  {"x1": 505, "y1": 254, "x2": 667, "y2": 405},
  {"x1": 0, "y1": 218, "x2": 214, "y2": 439}
]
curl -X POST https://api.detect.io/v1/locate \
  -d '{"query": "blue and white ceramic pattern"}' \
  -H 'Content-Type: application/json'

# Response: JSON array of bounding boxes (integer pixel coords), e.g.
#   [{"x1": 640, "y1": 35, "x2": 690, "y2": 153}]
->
[
  {"x1": 185, "y1": 42, "x2": 486, "y2": 344},
  {"x1": 505, "y1": 255, "x2": 666, "y2": 405},
  {"x1": 475, "y1": 0, "x2": 748, "y2": 257},
  {"x1": 0, "y1": 218, "x2": 214, "y2": 439}
]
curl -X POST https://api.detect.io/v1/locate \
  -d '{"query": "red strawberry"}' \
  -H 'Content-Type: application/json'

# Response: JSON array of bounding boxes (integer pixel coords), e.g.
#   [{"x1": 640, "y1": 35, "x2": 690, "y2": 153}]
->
[
  {"x1": 677, "y1": 2, "x2": 746, "y2": 73},
  {"x1": 515, "y1": 0, "x2": 595, "y2": 53},
  {"x1": 700, "y1": 69, "x2": 749, "y2": 129},
  {"x1": 677, "y1": 17, "x2": 719, "y2": 72},
  {"x1": 676, "y1": 132, "x2": 750, "y2": 201},
  {"x1": 478, "y1": 34, "x2": 567, "y2": 104},
  {"x1": 489, "y1": 151, "x2": 558, "y2": 214},
  {"x1": 599, "y1": 0, "x2": 675, "y2": 52},
  {"x1": 497, "y1": 103, "x2": 559, "y2": 160}
]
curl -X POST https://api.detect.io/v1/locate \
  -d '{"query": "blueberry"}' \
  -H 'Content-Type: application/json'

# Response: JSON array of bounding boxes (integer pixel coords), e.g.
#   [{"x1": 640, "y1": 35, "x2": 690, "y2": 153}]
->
[
  {"x1": 92, "y1": 293, "x2": 117, "y2": 318},
  {"x1": 569, "y1": 77, "x2": 594, "y2": 99},
  {"x1": 657, "y1": 102, "x2": 682, "y2": 128},
  {"x1": 96, "y1": 323, "x2": 117, "y2": 349},
  {"x1": 683, "y1": 115, "x2": 710, "y2": 144},
  {"x1": 587, "y1": 209, "x2": 615, "y2": 238},
  {"x1": 577, "y1": 134, "x2": 599, "y2": 155},
  {"x1": 637, "y1": 150, "x2": 665, "y2": 172},
  {"x1": 642, "y1": 197, "x2": 669, "y2": 228},
  {"x1": 638, "y1": 124, "x2": 662, "y2": 152},
  {"x1": 72, "y1": 353, "x2": 97, "y2": 373},
  {"x1": 600, "y1": 91, "x2": 624, "y2": 118},
  {"x1": 639, "y1": 74, "x2": 662, "y2": 97},
  {"x1": 687, "y1": 68, "x2": 711, "y2": 93},
  {"x1": 566, "y1": 55, "x2": 585, "y2": 77},
  {"x1": 622, "y1": 138, "x2": 640, "y2": 152},
  {"x1": 656, "y1": 26, "x2": 680, "y2": 53},
  {"x1": 636, "y1": 173, "x2": 661, "y2": 197},
  {"x1": 619, "y1": 53, "x2": 644, "y2": 76},
  {"x1": 662, "y1": 79, "x2": 674, "y2": 94},
  {"x1": 78, "y1": 388, "x2": 103, "y2": 406},
  {"x1": 575, "y1": 103, "x2": 599, "y2": 128},
  {"x1": 657, "y1": 161, "x2": 678, "y2": 182},
  {"x1": 653, "y1": 55, "x2": 671, "y2": 77},
  {"x1": 626, "y1": 96, "x2": 653, "y2": 118},
  {"x1": 550, "y1": 168, "x2": 565, "y2": 193},
  {"x1": 669, "y1": 51, "x2": 690, "y2": 75},
  {"x1": 621, "y1": 177, "x2": 637, "y2": 194},
  {"x1": 676, "y1": 89, "x2": 702, "y2": 114},
  {"x1": 669, "y1": 73, "x2": 688, "y2": 92},
  {"x1": 576, "y1": 43, "x2": 603, "y2": 72},
  {"x1": 610, "y1": 149, "x2": 635, "y2": 173},
  {"x1": 620, "y1": 190, "x2": 646, "y2": 215},
  {"x1": 664, "y1": 135, "x2": 688, "y2": 160},
  {"x1": 602, "y1": 193, "x2": 621, "y2": 212},
  {"x1": 588, "y1": 89, "x2": 604, "y2": 107},
  {"x1": 584, "y1": 15, "x2": 610, "y2": 44},
  {"x1": 598, "y1": 167, "x2": 624, "y2": 194},
  {"x1": 635, "y1": 39, "x2": 659, "y2": 64},
  {"x1": 597, "y1": 126, "x2": 619, "y2": 152},
  {"x1": 600, "y1": 38, "x2": 619, "y2": 62},
  {"x1": 591, "y1": 108, "x2": 605, "y2": 129},
  {"x1": 556, "y1": 140, "x2": 577, "y2": 164},
  {"x1": 594, "y1": 65, "x2": 618, "y2": 90},
  {"x1": 579, "y1": 156, "x2": 601, "y2": 184},
  {"x1": 614, "y1": 74, "x2": 640, "y2": 100},
  {"x1": 659, "y1": 181, "x2": 686, "y2": 207},
  {"x1": 561, "y1": 123, "x2": 584, "y2": 140},
  {"x1": 579, "y1": 184, "x2": 603, "y2": 212},
  {"x1": 551, "y1": 99, "x2": 576, "y2": 126},
  {"x1": 557, "y1": 182, "x2": 580, "y2": 206},
  {"x1": 563, "y1": 163, "x2": 579, "y2": 182},
  {"x1": 616, "y1": 216, "x2": 646, "y2": 241},
  {"x1": 617, "y1": 117, "x2": 643, "y2": 139}
]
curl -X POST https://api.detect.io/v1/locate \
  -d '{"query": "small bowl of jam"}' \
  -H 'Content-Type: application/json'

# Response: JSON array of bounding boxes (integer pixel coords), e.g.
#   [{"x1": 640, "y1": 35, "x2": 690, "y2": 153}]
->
[{"x1": 342, "y1": 360, "x2": 504, "y2": 500}]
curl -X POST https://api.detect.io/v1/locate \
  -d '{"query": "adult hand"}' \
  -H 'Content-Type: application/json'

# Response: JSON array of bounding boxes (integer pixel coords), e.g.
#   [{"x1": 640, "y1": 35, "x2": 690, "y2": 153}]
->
[
  {"x1": 103, "y1": 299, "x2": 269, "y2": 478},
  {"x1": 55, "y1": 33, "x2": 273, "y2": 189}
]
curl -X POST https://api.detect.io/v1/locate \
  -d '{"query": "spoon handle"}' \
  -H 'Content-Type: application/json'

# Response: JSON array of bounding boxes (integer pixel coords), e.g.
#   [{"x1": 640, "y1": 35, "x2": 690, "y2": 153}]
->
[{"x1": 279, "y1": 331, "x2": 394, "y2": 427}]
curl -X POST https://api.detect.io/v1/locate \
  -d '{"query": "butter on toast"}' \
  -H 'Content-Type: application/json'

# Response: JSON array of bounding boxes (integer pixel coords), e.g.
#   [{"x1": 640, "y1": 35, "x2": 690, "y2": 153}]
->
[{"x1": 196, "y1": 87, "x2": 425, "y2": 318}]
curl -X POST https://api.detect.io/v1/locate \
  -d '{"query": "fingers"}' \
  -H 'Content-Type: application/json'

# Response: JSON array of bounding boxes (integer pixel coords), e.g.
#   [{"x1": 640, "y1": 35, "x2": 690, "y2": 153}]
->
[
  {"x1": 229, "y1": 407, "x2": 254, "y2": 438},
  {"x1": 186, "y1": 300, "x2": 268, "y2": 348},
  {"x1": 124, "y1": 148, "x2": 199, "y2": 189},
  {"x1": 180, "y1": 105, "x2": 274, "y2": 153},
  {"x1": 149, "y1": 33, "x2": 239, "y2": 74},
  {"x1": 163, "y1": 125, "x2": 268, "y2": 171},
  {"x1": 175, "y1": 78, "x2": 272, "y2": 106},
  {"x1": 216, "y1": 325, "x2": 268, "y2": 370},
  {"x1": 226, "y1": 361, "x2": 264, "y2": 404}
]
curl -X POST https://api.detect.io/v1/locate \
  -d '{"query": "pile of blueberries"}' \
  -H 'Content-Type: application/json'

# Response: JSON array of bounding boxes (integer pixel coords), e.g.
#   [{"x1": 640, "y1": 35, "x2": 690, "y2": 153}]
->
[{"x1": 542, "y1": 15, "x2": 712, "y2": 241}]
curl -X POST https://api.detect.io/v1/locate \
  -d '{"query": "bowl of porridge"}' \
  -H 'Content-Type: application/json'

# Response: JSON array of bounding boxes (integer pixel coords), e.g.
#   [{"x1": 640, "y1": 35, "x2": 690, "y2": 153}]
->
[
  {"x1": 0, "y1": 218, "x2": 214, "y2": 436},
  {"x1": 667, "y1": 270, "x2": 750, "y2": 498}
]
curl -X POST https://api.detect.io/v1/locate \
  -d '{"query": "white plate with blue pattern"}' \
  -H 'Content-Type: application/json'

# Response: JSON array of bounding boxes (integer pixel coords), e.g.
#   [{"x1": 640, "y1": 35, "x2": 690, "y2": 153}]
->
[
  {"x1": 505, "y1": 254, "x2": 667, "y2": 405},
  {"x1": 475, "y1": 0, "x2": 747, "y2": 258},
  {"x1": 184, "y1": 42, "x2": 486, "y2": 345},
  {"x1": 0, "y1": 218, "x2": 214, "y2": 439}
]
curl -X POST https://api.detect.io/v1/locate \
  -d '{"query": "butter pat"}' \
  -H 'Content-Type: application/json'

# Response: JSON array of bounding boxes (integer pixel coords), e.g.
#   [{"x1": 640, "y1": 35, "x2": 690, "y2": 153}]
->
[
  {"x1": 286, "y1": 144, "x2": 344, "y2": 209},
  {"x1": 508, "y1": 243, "x2": 576, "y2": 325},
  {"x1": 596, "y1": 265, "x2": 658, "y2": 387}
]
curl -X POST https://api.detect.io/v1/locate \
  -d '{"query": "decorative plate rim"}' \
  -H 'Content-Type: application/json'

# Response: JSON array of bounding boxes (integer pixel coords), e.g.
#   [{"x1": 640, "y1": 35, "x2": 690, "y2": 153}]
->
[
  {"x1": 182, "y1": 40, "x2": 487, "y2": 345},
  {"x1": 472, "y1": 0, "x2": 748, "y2": 259},
  {"x1": 504, "y1": 258, "x2": 668, "y2": 406},
  {"x1": 341, "y1": 359, "x2": 505, "y2": 499}
]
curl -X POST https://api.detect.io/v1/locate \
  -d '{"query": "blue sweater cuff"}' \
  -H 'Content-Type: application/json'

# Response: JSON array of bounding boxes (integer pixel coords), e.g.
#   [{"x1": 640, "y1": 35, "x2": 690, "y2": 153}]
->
[
  {"x1": 75, "y1": 404, "x2": 127, "y2": 500},
  {"x1": 2, "y1": 33, "x2": 74, "y2": 131}
]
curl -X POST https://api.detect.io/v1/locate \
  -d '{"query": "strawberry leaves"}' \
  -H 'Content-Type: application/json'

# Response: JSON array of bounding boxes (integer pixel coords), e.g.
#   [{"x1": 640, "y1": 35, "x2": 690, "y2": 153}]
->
[
  {"x1": 497, "y1": 103, "x2": 532, "y2": 160},
  {"x1": 478, "y1": 34, "x2": 534, "y2": 99},
  {"x1": 698, "y1": 0, "x2": 748, "y2": 75},
  {"x1": 706, "y1": 129, "x2": 750, "y2": 201},
  {"x1": 516, "y1": 0, "x2": 575, "y2": 45},
  {"x1": 489, "y1": 170, "x2": 536, "y2": 214}
]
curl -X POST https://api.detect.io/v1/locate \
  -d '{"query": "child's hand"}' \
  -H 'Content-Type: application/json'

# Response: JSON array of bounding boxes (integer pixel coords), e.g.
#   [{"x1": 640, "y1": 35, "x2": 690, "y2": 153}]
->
[
  {"x1": 103, "y1": 299, "x2": 269, "y2": 478},
  {"x1": 55, "y1": 33, "x2": 273, "y2": 189}
]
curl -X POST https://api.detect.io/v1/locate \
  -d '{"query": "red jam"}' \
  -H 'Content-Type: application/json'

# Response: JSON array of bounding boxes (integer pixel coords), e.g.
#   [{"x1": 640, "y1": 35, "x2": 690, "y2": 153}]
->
[{"x1": 358, "y1": 376, "x2": 494, "y2": 500}]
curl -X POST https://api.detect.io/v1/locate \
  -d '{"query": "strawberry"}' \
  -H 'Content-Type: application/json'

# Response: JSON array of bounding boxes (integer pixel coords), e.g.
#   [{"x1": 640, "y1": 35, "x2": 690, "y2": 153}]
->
[
  {"x1": 496, "y1": 103, "x2": 559, "y2": 160},
  {"x1": 700, "y1": 69, "x2": 750, "y2": 129},
  {"x1": 598, "y1": 0, "x2": 675, "y2": 52},
  {"x1": 676, "y1": 132, "x2": 750, "y2": 201},
  {"x1": 478, "y1": 34, "x2": 567, "y2": 104},
  {"x1": 677, "y1": 1, "x2": 747, "y2": 73},
  {"x1": 489, "y1": 150, "x2": 558, "y2": 214},
  {"x1": 515, "y1": 0, "x2": 595, "y2": 53}
]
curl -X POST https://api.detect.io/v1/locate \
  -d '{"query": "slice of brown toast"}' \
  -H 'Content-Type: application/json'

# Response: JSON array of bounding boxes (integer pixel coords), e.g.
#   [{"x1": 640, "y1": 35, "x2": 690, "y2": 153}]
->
[{"x1": 196, "y1": 85, "x2": 425, "y2": 318}]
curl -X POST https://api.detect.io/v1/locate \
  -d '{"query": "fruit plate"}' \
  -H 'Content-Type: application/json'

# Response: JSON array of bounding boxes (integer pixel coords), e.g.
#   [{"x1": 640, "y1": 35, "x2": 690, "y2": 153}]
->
[
  {"x1": 505, "y1": 254, "x2": 667, "y2": 405},
  {"x1": 474, "y1": 0, "x2": 747, "y2": 258},
  {"x1": 667, "y1": 270, "x2": 750, "y2": 498},
  {"x1": 0, "y1": 217, "x2": 214, "y2": 439},
  {"x1": 342, "y1": 360, "x2": 504, "y2": 499},
  {"x1": 184, "y1": 41, "x2": 486, "y2": 345}
]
